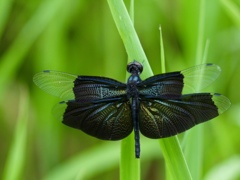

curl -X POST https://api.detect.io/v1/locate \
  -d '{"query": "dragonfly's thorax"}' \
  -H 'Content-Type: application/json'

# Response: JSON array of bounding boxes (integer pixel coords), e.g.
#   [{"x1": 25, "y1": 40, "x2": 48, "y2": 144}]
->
[
  {"x1": 126, "y1": 61, "x2": 143, "y2": 99},
  {"x1": 127, "y1": 74, "x2": 141, "y2": 98}
]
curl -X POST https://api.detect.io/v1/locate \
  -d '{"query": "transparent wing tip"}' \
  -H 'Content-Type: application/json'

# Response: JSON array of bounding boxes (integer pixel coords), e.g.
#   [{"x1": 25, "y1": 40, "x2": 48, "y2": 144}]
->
[
  {"x1": 33, "y1": 71, "x2": 52, "y2": 88},
  {"x1": 33, "y1": 70, "x2": 75, "y2": 100},
  {"x1": 182, "y1": 63, "x2": 222, "y2": 93},
  {"x1": 52, "y1": 101, "x2": 68, "y2": 121},
  {"x1": 212, "y1": 93, "x2": 231, "y2": 114}
]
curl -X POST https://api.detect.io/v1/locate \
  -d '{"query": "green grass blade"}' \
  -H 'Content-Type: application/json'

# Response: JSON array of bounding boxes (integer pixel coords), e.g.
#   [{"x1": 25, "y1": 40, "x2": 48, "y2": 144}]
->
[
  {"x1": 195, "y1": 0, "x2": 206, "y2": 65},
  {"x1": 159, "y1": 137, "x2": 192, "y2": 180},
  {"x1": 0, "y1": 0, "x2": 14, "y2": 37},
  {"x1": 108, "y1": 1, "x2": 193, "y2": 179},
  {"x1": 184, "y1": 0, "x2": 207, "y2": 179},
  {"x1": 220, "y1": 0, "x2": 240, "y2": 27},
  {"x1": 43, "y1": 138, "x2": 160, "y2": 180},
  {"x1": 159, "y1": 26, "x2": 166, "y2": 73},
  {"x1": 0, "y1": 0, "x2": 68, "y2": 99},
  {"x1": 43, "y1": 143, "x2": 120, "y2": 180},
  {"x1": 205, "y1": 156, "x2": 240, "y2": 180},
  {"x1": 159, "y1": 25, "x2": 192, "y2": 180},
  {"x1": 120, "y1": 133, "x2": 140, "y2": 180},
  {"x1": 2, "y1": 87, "x2": 28, "y2": 180},
  {"x1": 107, "y1": 0, "x2": 152, "y2": 75},
  {"x1": 107, "y1": 1, "x2": 143, "y2": 179}
]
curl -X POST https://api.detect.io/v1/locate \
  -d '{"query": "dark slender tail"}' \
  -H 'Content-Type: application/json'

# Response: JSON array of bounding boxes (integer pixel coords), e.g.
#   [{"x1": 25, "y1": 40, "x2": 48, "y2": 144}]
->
[{"x1": 132, "y1": 98, "x2": 140, "y2": 158}]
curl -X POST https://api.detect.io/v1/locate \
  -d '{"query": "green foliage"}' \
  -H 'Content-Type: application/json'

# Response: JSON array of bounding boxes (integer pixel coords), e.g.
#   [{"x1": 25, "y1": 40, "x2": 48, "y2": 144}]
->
[{"x1": 0, "y1": 0, "x2": 239, "y2": 179}]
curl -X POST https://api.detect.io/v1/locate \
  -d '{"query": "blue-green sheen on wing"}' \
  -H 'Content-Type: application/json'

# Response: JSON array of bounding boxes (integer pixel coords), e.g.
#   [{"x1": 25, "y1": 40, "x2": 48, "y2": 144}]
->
[
  {"x1": 33, "y1": 71, "x2": 127, "y2": 102},
  {"x1": 138, "y1": 71, "x2": 183, "y2": 99},
  {"x1": 73, "y1": 76, "x2": 127, "y2": 103},
  {"x1": 139, "y1": 93, "x2": 230, "y2": 138},
  {"x1": 138, "y1": 64, "x2": 221, "y2": 100},
  {"x1": 56, "y1": 99, "x2": 133, "y2": 140}
]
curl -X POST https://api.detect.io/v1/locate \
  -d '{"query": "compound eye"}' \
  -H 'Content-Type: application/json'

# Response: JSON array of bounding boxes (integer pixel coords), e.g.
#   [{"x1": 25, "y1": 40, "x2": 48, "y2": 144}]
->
[{"x1": 127, "y1": 61, "x2": 143, "y2": 74}]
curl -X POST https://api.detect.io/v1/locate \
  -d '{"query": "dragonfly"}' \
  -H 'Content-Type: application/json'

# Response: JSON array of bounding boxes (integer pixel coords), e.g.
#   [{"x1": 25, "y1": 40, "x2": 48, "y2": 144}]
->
[{"x1": 33, "y1": 61, "x2": 231, "y2": 158}]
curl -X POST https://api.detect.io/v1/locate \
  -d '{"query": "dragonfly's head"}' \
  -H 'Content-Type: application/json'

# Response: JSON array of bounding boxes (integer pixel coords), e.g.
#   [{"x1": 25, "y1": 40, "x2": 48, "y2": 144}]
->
[{"x1": 127, "y1": 61, "x2": 143, "y2": 75}]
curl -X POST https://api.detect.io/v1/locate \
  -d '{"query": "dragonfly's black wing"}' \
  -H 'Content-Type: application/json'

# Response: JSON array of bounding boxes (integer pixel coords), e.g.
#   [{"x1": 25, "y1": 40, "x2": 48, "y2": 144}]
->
[
  {"x1": 139, "y1": 93, "x2": 231, "y2": 138},
  {"x1": 73, "y1": 76, "x2": 127, "y2": 102},
  {"x1": 138, "y1": 64, "x2": 221, "y2": 99},
  {"x1": 55, "y1": 98, "x2": 133, "y2": 140},
  {"x1": 138, "y1": 71, "x2": 184, "y2": 99},
  {"x1": 33, "y1": 70, "x2": 127, "y2": 100},
  {"x1": 34, "y1": 70, "x2": 132, "y2": 140}
]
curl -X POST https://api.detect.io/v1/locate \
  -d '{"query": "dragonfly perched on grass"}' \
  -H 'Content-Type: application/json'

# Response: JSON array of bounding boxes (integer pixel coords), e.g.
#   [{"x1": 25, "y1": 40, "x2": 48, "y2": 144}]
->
[{"x1": 33, "y1": 61, "x2": 231, "y2": 158}]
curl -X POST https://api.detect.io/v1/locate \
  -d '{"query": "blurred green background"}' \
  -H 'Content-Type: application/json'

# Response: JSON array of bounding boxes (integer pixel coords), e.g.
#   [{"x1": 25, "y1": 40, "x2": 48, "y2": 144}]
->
[{"x1": 0, "y1": 0, "x2": 239, "y2": 179}]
